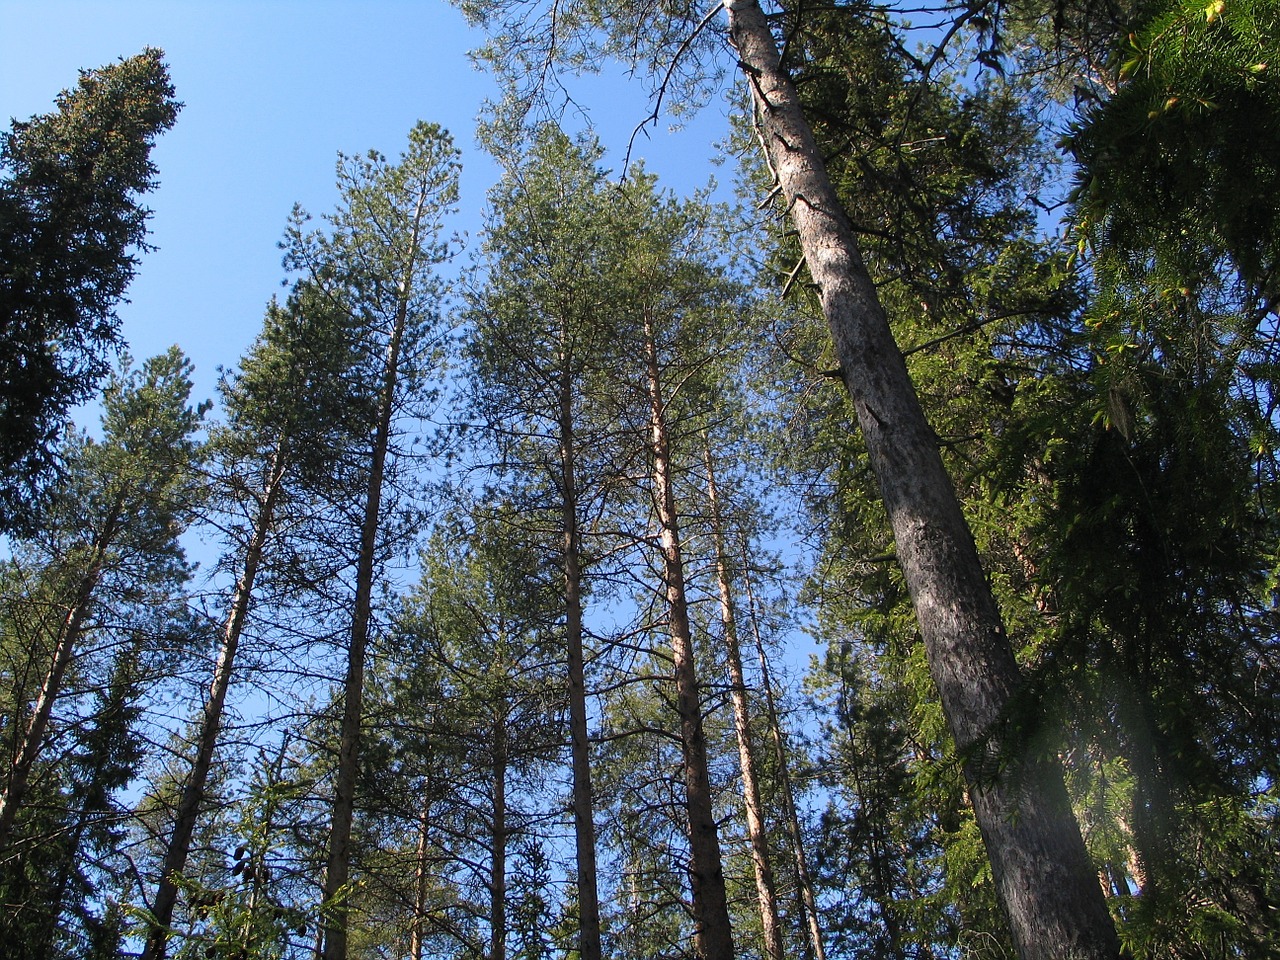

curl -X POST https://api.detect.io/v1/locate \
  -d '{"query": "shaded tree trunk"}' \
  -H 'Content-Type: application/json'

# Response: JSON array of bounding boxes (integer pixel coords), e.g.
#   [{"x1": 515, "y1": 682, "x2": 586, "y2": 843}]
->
[
  {"x1": 490, "y1": 712, "x2": 508, "y2": 960},
  {"x1": 0, "y1": 520, "x2": 114, "y2": 852},
  {"x1": 40, "y1": 634, "x2": 144, "y2": 959},
  {"x1": 723, "y1": 3, "x2": 1120, "y2": 956}
]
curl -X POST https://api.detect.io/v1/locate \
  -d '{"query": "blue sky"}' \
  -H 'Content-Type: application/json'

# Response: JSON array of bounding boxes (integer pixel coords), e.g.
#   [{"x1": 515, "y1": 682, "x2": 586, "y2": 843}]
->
[{"x1": 2, "y1": 0, "x2": 737, "y2": 409}]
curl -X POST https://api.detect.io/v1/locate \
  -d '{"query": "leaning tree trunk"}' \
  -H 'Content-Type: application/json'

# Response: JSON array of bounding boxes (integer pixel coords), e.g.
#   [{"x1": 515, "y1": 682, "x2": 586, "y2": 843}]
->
[
  {"x1": 723, "y1": 3, "x2": 1120, "y2": 957},
  {"x1": 702, "y1": 436, "x2": 784, "y2": 960},
  {"x1": 142, "y1": 441, "x2": 289, "y2": 960},
  {"x1": 40, "y1": 634, "x2": 144, "y2": 958},
  {"x1": 558, "y1": 355, "x2": 605, "y2": 960},
  {"x1": 642, "y1": 311, "x2": 735, "y2": 960},
  {"x1": 322, "y1": 194, "x2": 424, "y2": 960}
]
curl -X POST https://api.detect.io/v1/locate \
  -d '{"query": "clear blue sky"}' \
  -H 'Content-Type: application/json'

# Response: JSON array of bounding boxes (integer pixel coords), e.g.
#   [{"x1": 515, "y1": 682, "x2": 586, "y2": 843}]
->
[{"x1": 1, "y1": 0, "x2": 735, "y2": 409}]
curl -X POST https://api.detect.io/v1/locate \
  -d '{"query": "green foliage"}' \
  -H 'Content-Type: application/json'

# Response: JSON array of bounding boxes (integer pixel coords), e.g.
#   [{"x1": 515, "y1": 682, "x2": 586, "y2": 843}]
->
[
  {"x1": 1068, "y1": 0, "x2": 1280, "y2": 293},
  {"x1": 0, "y1": 49, "x2": 180, "y2": 532},
  {"x1": 0, "y1": 348, "x2": 206, "y2": 958},
  {"x1": 152, "y1": 750, "x2": 314, "y2": 960},
  {"x1": 354, "y1": 509, "x2": 566, "y2": 960}
]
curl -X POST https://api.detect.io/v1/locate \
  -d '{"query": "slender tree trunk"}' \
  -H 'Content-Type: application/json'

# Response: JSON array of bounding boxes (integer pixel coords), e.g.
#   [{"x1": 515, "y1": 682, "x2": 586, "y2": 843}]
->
[
  {"x1": 738, "y1": 554, "x2": 826, "y2": 960},
  {"x1": 322, "y1": 194, "x2": 425, "y2": 960},
  {"x1": 142, "y1": 442, "x2": 289, "y2": 960},
  {"x1": 490, "y1": 712, "x2": 508, "y2": 960},
  {"x1": 642, "y1": 312, "x2": 735, "y2": 960},
  {"x1": 320, "y1": 352, "x2": 396, "y2": 960},
  {"x1": 410, "y1": 798, "x2": 433, "y2": 960},
  {"x1": 702, "y1": 437, "x2": 784, "y2": 960},
  {"x1": 0, "y1": 524, "x2": 113, "y2": 852},
  {"x1": 723, "y1": 4, "x2": 1120, "y2": 957},
  {"x1": 558, "y1": 357, "x2": 605, "y2": 960}
]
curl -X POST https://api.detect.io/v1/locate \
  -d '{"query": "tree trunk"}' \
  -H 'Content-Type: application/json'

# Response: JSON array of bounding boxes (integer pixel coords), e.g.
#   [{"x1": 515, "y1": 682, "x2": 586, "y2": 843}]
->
[
  {"x1": 490, "y1": 711, "x2": 508, "y2": 960},
  {"x1": 558, "y1": 357, "x2": 604, "y2": 960},
  {"x1": 40, "y1": 635, "x2": 144, "y2": 959},
  {"x1": 410, "y1": 798, "x2": 433, "y2": 960},
  {"x1": 322, "y1": 192, "x2": 425, "y2": 960},
  {"x1": 702, "y1": 437, "x2": 784, "y2": 960},
  {"x1": 142, "y1": 441, "x2": 288, "y2": 960},
  {"x1": 723, "y1": 3, "x2": 1120, "y2": 957},
  {"x1": 642, "y1": 311, "x2": 735, "y2": 960}
]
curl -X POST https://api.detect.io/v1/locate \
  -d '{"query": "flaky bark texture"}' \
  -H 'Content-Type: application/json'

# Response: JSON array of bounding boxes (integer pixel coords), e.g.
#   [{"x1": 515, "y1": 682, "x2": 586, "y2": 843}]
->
[
  {"x1": 643, "y1": 313, "x2": 735, "y2": 960},
  {"x1": 724, "y1": 2, "x2": 1120, "y2": 957}
]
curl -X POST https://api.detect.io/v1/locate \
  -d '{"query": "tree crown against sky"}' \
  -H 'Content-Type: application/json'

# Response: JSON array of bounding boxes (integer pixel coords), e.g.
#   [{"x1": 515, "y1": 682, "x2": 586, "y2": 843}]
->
[{"x1": 0, "y1": 47, "x2": 179, "y2": 534}]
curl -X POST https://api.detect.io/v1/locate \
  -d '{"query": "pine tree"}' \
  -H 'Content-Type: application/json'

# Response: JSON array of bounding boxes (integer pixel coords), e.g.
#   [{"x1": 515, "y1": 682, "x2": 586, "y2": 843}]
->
[
  {"x1": 0, "y1": 348, "x2": 205, "y2": 955},
  {"x1": 140, "y1": 283, "x2": 372, "y2": 960},
  {"x1": 463, "y1": 127, "x2": 638, "y2": 960},
  {"x1": 281, "y1": 121, "x2": 460, "y2": 960}
]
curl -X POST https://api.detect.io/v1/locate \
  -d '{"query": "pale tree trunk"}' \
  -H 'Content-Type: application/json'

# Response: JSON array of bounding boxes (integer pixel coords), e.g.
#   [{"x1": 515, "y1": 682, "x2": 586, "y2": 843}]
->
[
  {"x1": 0, "y1": 514, "x2": 116, "y2": 853},
  {"x1": 142, "y1": 441, "x2": 289, "y2": 960},
  {"x1": 321, "y1": 193, "x2": 426, "y2": 960},
  {"x1": 739, "y1": 556, "x2": 826, "y2": 960},
  {"x1": 642, "y1": 311, "x2": 735, "y2": 960},
  {"x1": 702, "y1": 436, "x2": 785, "y2": 960},
  {"x1": 723, "y1": 3, "x2": 1120, "y2": 957},
  {"x1": 558, "y1": 355, "x2": 604, "y2": 960}
]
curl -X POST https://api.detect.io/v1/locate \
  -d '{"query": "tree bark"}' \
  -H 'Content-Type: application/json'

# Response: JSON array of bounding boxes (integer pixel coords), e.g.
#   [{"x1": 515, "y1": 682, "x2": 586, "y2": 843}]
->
[
  {"x1": 410, "y1": 798, "x2": 433, "y2": 960},
  {"x1": 702, "y1": 437, "x2": 784, "y2": 960},
  {"x1": 723, "y1": 3, "x2": 1121, "y2": 957},
  {"x1": 558, "y1": 353, "x2": 605, "y2": 960},
  {"x1": 642, "y1": 311, "x2": 735, "y2": 960},
  {"x1": 142, "y1": 441, "x2": 288, "y2": 960}
]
